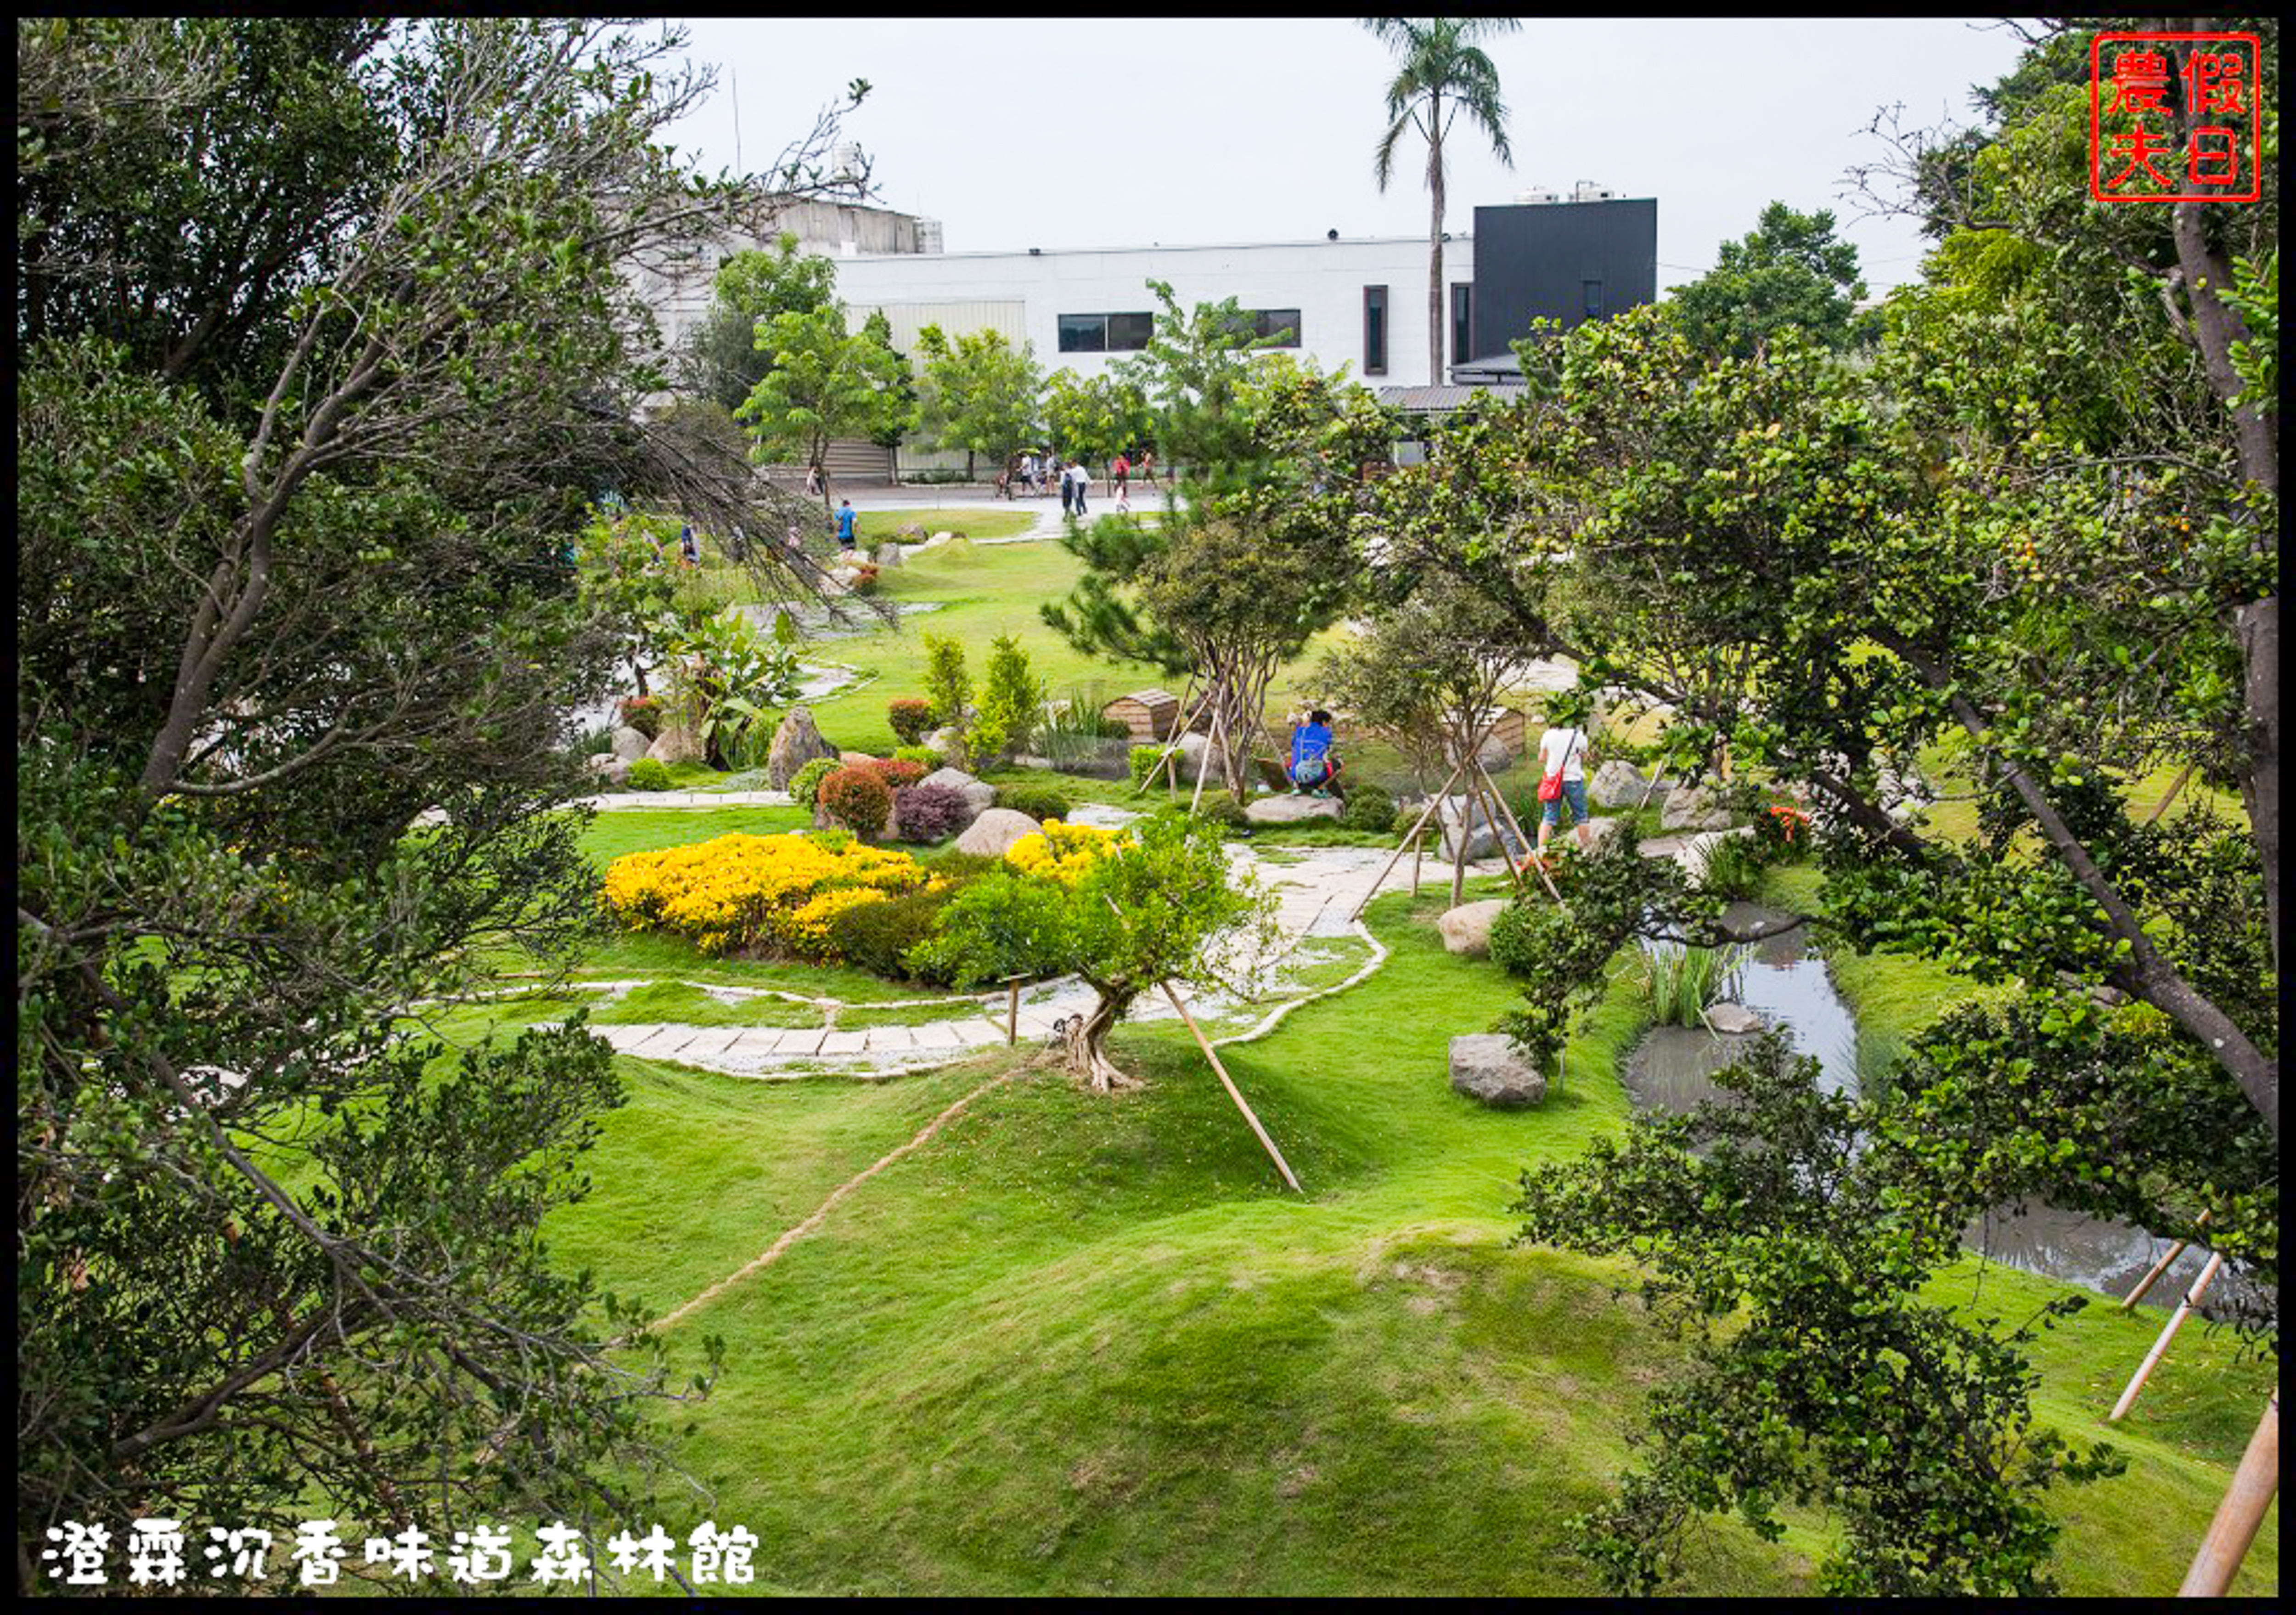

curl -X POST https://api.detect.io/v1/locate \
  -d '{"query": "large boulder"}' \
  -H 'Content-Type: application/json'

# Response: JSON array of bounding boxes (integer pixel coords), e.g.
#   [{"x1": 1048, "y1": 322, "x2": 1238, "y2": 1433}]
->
[
  {"x1": 873, "y1": 541, "x2": 903, "y2": 568},
  {"x1": 920, "y1": 766, "x2": 995, "y2": 824},
  {"x1": 1660, "y1": 784, "x2": 1735, "y2": 832},
  {"x1": 1438, "y1": 898, "x2": 1509, "y2": 958},
  {"x1": 646, "y1": 723, "x2": 704, "y2": 766},
  {"x1": 1448, "y1": 1033, "x2": 1548, "y2": 1109},
  {"x1": 1589, "y1": 759, "x2": 1654, "y2": 809},
  {"x1": 585, "y1": 753, "x2": 632, "y2": 787},
  {"x1": 765, "y1": 706, "x2": 839, "y2": 788},
  {"x1": 1436, "y1": 796, "x2": 1523, "y2": 862},
  {"x1": 923, "y1": 725, "x2": 966, "y2": 765},
  {"x1": 955, "y1": 807, "x2": 1042, "y2": 859},
  {"x1": 609, "y1": 725, "x2": 650, "y2": 762},
  {"x1": 930, "y1": 530, "x2": 956, "y2": 544},
  {"x1": 1704, "y1": 1002, "x2": 1766, "y2": 1036},
  {"x1": 1244, "y1": 794, "x2": 1343, "y2": 825},
  {"x1": 1175, "y1": 731, "x2": 1229, "y2": 785}
]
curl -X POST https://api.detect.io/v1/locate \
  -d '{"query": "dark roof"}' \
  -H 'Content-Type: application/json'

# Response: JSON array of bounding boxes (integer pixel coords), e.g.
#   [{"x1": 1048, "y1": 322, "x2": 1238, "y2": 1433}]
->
[
  {"x1": 1376, "y1": 384, "x2": 1503, "y2": 414},
  {"x1": 1448, "y1": 350, "x2": 1526, "y2": 386}
]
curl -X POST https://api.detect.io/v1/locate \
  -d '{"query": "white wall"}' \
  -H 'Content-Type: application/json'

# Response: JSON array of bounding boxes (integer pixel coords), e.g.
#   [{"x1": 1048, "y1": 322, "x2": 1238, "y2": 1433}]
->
[{"x1": 836, "y1": 235, "x2": 1471, "y2": 387}]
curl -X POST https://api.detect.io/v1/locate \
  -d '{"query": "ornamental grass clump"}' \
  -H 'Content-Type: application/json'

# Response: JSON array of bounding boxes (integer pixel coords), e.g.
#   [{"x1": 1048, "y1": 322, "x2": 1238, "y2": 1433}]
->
[{"x1": 601, "y1": 832, "x2": 924, "y2": 957}]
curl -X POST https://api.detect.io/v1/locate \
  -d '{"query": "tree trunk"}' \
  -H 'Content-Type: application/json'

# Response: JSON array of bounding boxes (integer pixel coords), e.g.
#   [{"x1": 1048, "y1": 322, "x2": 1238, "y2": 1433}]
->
[
  {"x1": 1428, "y1": 105, "x2": 1446, "y2": 386},
  {"x1": 1063, "y1": 989, "x2": 1138, "y2": 1092}
]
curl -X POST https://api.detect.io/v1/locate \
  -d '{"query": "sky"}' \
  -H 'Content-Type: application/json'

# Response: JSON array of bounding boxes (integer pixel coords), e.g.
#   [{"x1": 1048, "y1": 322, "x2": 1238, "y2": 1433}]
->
[{"x1": 654, "y1": 17, "x2": 2033, "y2": 297}]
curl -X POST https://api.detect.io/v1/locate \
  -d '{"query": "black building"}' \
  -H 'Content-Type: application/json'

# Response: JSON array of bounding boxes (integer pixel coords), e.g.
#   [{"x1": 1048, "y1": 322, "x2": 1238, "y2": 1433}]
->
[{"x1": 1453, "y1": 197, "x2": 1657, "y2": 382}]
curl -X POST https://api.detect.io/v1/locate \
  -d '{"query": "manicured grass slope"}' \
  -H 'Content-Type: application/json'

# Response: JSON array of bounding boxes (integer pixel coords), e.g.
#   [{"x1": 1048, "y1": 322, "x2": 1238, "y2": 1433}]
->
[{"x1": 527, "y1": 864, "x2": 2273, "y2": 1596}]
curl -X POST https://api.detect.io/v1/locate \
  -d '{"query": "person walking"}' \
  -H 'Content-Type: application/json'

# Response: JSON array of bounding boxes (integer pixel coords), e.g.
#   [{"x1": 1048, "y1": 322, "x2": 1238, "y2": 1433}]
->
[
  {"x1": 1020, "y1": 451, "x2": 1037, "y2": 499},
  {"x1": 1139, "y1": 448, "x2": 1157, "y2": 490},
  {"x1": 1111, "y1": 449, "x2": 1130, "y2": 504},
  {"x1": 1059, "y1": 457, "x2": 1076, "y2": 518},
  {"x1": 1069, "y1": 457, "x2": 1090, "y2": 518},
  {"x1": 833, "y1": 498, "x2": 859, "y2": 555},
  {"x1": 1533, "y1": 712, "x2": 1594, "y2": 862}
]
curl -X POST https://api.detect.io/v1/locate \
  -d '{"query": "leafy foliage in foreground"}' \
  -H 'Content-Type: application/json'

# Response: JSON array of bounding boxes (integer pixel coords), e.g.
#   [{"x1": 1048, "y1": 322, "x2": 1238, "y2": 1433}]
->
[{"x1": 1514, "y1": 1033, "x2": 2125, "y2": 1596}]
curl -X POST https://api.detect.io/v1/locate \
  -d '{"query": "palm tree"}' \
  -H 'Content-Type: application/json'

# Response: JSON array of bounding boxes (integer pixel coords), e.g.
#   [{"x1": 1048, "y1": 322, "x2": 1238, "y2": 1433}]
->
[{"x1": 1363, "y1": 17, "x2": 1519, "y2": 385}]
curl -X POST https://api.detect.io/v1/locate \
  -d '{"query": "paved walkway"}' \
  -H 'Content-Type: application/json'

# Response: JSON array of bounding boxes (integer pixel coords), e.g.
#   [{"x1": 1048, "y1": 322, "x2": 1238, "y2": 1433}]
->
[{"x1": 540, "y1": 819, "x2": 1418, "y2": 1079}]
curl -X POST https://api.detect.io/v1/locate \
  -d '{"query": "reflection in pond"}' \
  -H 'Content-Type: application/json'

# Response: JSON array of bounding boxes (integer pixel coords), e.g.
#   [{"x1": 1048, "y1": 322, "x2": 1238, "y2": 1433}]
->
[{"x1": 1619, "y1": 903, "x2": 2245, "y2": 1313}]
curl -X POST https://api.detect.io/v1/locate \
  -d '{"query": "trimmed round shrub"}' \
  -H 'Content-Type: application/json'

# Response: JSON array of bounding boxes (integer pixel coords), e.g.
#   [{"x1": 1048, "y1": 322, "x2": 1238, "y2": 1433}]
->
[
  {"x1": 1190, "y1": 796, "x2": 1249, "y2": 831},
  {"x1": 1339, "y1": 783, "x2": 1396, "y2": 833},
  {"x1": 869, "y1": 757, "x2": 928, "y2": 792},
  {"x1": 994, "y1": 783, "x2": 1072, "y2": 821},
  {"x1": 893, "y1": 781, "x2": 972, "y2": 843},
  {"x1": 788, "y1": 756, "x2": 839, "y2": 808},
  {"x1": 927, "y1": 849, "x2": 1005, "y2": 881},
  {"x1": 818, "y1": 765, "x2": 893, "y2": 838},
  {"x1": 893, "y1": 745, "x2": 941, "y2": 769},
  {"x1": 625, "y1": 757, "x2": 673, "y2": 791},
  {"x1": 1129, "y1": 744, "x2": 1171, "y2": 789},
  {"x1": 1488, "y1": 900, "x2": 1542, "y2": 978},
  {"x1": 888, "y1": 697, "x2": 935, "y2": 745},
  {"x1": 1392, "y1": 801, "x2": 1428, "y2": 839},
  {"x1": 616, "y1": 694, "x2": 663, "y2": 740},
  {"x1": 824, "y1": 884, "x2": 960, "y2": 983}
]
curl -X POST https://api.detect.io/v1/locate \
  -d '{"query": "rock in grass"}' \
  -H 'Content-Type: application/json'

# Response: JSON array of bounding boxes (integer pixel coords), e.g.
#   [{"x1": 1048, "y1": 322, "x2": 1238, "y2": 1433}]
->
[
  {"x1": 1437, "y1": 898, "x2": 1509, "y2": 957},
  {"x1": 954, "y1": 807, "x2": 1041, "y2": 858},
  {"x1": 1244, "y1": 795, "x2": 1343, "y2": 825},
  {"x1": 646, "y1": 724, "x2": 704, "y2": 766},
  {"x1": 919, "y1": 766, "x2": 995, "y2": 822},
  {"x1": 766, "y1": 706, "x2": 838, "y2": 788},
  {"x1": 610, "y1": 725, "x2": 650, "y2": 762},
  {"x1": 1589, "y1": 758, "x2": 1654, "y2": 808},
  {"x1": 1660, "y1": 784, "x2": 1735, "y2": 831},
  {"x1": 1448, "y1": 1033, "x2": 1547, "y2": 1108}
]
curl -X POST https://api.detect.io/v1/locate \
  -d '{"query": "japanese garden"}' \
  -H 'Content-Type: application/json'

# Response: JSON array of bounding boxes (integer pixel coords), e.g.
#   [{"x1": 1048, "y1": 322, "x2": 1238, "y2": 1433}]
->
[{"x1": 16, "y1": 16, "x2": 2279, "y2": 1598}]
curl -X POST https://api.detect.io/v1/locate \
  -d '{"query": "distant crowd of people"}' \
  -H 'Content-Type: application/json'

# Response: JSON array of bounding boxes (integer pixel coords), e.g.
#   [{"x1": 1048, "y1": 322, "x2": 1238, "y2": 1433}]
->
[{"x1": 1000, "y1": 447, "x2": 1157, "y2": 514}]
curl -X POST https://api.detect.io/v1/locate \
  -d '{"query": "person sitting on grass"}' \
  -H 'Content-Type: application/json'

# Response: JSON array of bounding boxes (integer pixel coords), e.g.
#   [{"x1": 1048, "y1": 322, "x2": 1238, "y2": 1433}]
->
[{"x1": 1289, "y1": 709, "x2": 1345, "y2": 799}]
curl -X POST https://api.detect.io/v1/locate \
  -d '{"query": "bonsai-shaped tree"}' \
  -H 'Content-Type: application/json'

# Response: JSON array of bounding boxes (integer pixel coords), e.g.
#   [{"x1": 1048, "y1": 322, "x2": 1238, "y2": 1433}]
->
[{"x1": 911, "y1": 812, "x2": 1276, "y2": 1090}]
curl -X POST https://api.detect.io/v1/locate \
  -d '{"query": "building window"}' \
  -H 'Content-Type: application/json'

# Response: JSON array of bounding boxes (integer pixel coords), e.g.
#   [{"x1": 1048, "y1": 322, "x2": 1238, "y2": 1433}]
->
[
  {"x1": 1363, "y1": 285, "x2": 1388, "y2": 376},
  {"x1": 1058, "y1": 311, "x2": 1154, "y2": 353},
  {"x1": 1450, "y1": 282, "x2": 1473, "y2": 368},
  {"x1": 1248, "y1": 308, "x2": 1301, "y2": 347},
  {"x1": 1582, "y1": 279, "x2": 1604, "y2": 321}
]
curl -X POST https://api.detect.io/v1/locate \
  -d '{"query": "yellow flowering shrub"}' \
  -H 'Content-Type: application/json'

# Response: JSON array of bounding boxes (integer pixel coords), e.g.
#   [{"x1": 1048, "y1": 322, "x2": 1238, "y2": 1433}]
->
[
  {"x1": 786, "y1": 887, "x2": 892, "y2": 958},
  {"x1": 602, "y1": 832, "x2": 924, "y2": 957},
  {"x1": 1004, "y1": 819, "x2": 1130, "y2": 886}
]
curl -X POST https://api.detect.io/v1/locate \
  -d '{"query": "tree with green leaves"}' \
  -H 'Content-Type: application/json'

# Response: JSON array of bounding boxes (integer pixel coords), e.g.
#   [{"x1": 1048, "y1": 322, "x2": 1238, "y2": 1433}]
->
[
  {"x1": 1045, "y1": 354, "x2": 1393, "y2": 799},
  {"x1": 914, "y1": 322, "x2": 1044, "y2": 481},
  {"x1": 1667, "y1": 200, "x2": 1874, "y2": 359},
  {"x1": 1112, "y1": 277, "x2": 1286, "y2": 484},
  {"x1": 677, "y1": 230, "x2": 838, "y2": 412},
  {"x1": 1040, "y1": 365, "x2": 1150, "y2": 483},
  {"x1": 911, "y1": 812, "x2": 1276, "y2": 1090},
  {"x1": 1403, "y1": 20, "x2": 2277, "y2": 1585},
  {"x1": 968, "y1": 632, "x2": 1050, "y2": 765},
  {"x1": 1362, "y1": 16, "x2": 1519, "y2": 384},
  {"x1": 17, "y1": 16, "x2": 869, "y2": 1587},
  {"x1": 736, "y1": 302, "x2": 912, "y2": 510}
]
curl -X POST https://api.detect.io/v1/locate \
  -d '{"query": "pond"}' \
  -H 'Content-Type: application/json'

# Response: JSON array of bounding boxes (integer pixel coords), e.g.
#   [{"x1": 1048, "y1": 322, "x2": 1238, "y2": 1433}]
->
[{"x1": 1619, "y1": 902, "x2": 2244, "y2": 1316}]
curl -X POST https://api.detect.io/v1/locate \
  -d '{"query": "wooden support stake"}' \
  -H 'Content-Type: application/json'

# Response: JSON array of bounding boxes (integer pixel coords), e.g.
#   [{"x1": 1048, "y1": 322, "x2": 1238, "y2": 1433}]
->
[
  {"x1": 1006, "y1": 978, "x2": 1022, "y2": 1046},
  {"x1": 2121, "y1": 1211, "x2": 2211, "y2": 1311},
  {"x1": 1161, "y1": 981, "x2": 1302, "y2": 1193},
  {"x1": 1464, "y1": 765, "x2": 1528, "y2": 897},
  {"x1": 1478, "y1": 760, "x2": 1564, "y2": 906},
  {"x1": 1411, "y1": 827, "x2": 1424, "y2": 895},
  {"x1": 1135, "y1": 682, "x2": 1216, "y2": 797},
  {"x1": 2109, "y1": 1249, "x2": 2225, "y2": 1422},
  {"x1": 1346, "y1": 759, "x2": 1468, "y2": 923},
  {"x1": 1190, "y1": 699, "x2": 1226, "y2": 816},
  {"x1": 2178, "y1": 1392, "x2": 2279, "y2": 1597},
  {"x1": 2144, "y1": 760, "x2": 2197, "y2": 824}
]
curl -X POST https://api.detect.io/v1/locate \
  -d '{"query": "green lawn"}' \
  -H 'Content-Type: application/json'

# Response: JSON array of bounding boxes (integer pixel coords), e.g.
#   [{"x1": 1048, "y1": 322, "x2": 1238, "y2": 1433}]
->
[{"x1": 481, "y1": 835, "x2": 2274, "y2": 1597}]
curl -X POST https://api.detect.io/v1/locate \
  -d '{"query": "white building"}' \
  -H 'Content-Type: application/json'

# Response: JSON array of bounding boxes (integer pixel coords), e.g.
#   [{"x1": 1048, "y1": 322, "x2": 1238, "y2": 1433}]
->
[{"x1": 834, "y1": 232, "x2": 1472, "y2": 390}]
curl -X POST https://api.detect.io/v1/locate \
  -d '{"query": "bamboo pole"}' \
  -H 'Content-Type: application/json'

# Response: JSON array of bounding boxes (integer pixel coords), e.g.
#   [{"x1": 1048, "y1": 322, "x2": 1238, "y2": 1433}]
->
[
  {"x1": 1477, "y1": 759, "x2": 1565, "y2": 906},
  {"x1": 1411, "y1": 827, "x2": 1423, "y2": 896},
  {"x1": 2121, "y1": 1211, "x2": 2211, "y2": 1311},
  {"x1": 2144, "y1": 760, "x2": 2197, "y2": 824},
  {"x1": 2177, "y1": 1392, "x2": 2279, "y2": 1596},
  {"x1": 1190, "y1": 699, "x2": 1226, "y2": 816},
  {"x1": 1005, "y1": 978, "x2": 1023, "y2": 1046},
  {"x1": 1135, "y1": 681, "x2": 1216, "y2": 797},
  {"x1": 2109, "y1": 1249, "x2": 2225, "y2": 1422},
  {"x1": 1346, "y1": 758, "x2": 1468, "y2": 923},
  {"x1": 1464, "y1": 763, "x2": 1528, "y2": 898},
  {"x1": 1161, "y1": 982, "x2": 1301, "y2": 1193}
]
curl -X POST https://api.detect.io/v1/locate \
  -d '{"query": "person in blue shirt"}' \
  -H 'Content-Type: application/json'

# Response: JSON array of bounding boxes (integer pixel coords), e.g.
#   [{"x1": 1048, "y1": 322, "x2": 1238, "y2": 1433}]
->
[
  {"x1": 1289, "y1": 708, "x2": 1345, "y2": 798},
  {"x1": 833, "y1": 499, "x2": 858, "y2": 553}
]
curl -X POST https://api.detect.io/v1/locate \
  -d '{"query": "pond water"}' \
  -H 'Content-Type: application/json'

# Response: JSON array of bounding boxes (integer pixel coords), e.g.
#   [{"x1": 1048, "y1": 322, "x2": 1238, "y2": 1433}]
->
[{"x1": 1619, "y1": 902, "x2": 2240, "y2": 1314}]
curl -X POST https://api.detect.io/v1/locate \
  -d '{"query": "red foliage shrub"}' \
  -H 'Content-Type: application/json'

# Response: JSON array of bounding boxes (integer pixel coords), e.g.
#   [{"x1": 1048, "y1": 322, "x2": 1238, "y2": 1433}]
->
[{"x1": 817, "y1": 765, "x2": 893, "y2": 838}]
